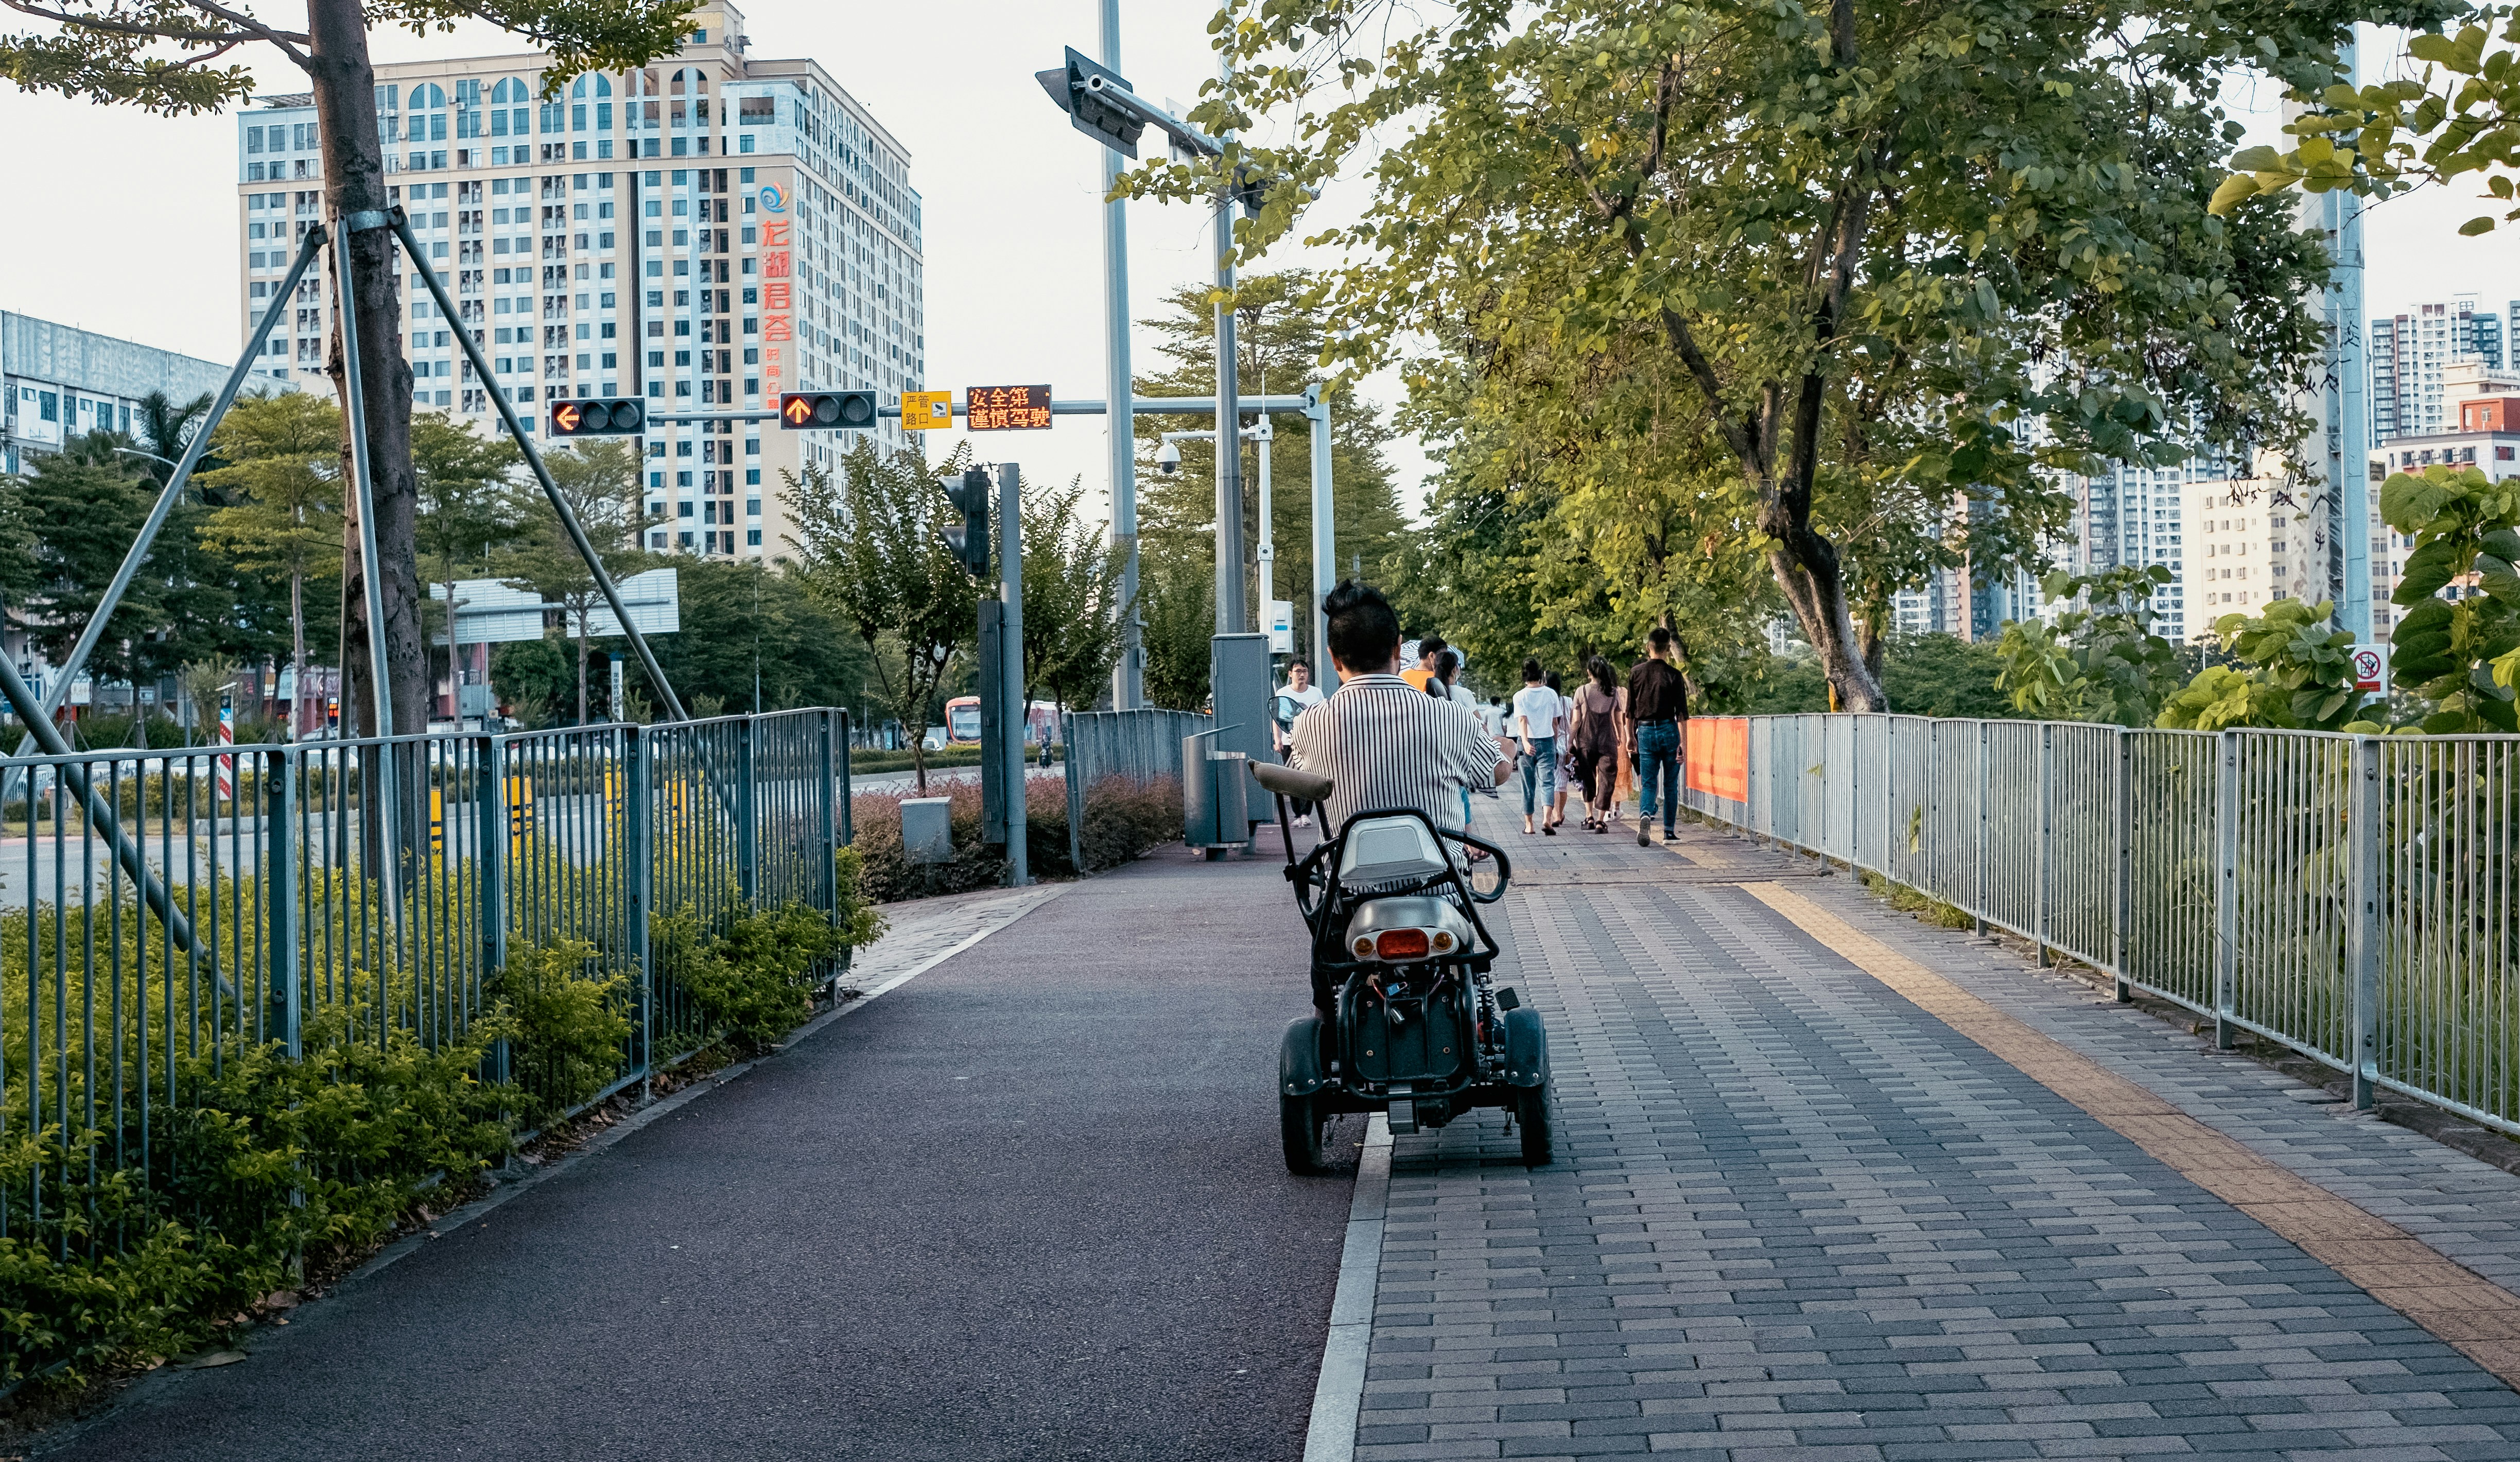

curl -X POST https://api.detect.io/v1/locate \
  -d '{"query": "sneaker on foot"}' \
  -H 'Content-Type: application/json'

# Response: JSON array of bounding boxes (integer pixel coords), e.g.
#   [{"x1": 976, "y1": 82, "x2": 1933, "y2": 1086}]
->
[
  {"x1": 1294, "y1": 814, "x2": 1311, "y2": 827},
  {"x1": 1636, "y1": 827, "x2": 1649, "y2": 847}
]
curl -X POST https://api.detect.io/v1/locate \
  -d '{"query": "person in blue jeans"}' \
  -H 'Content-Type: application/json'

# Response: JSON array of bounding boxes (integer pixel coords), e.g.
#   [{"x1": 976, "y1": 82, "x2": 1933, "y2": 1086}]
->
[
  {"x1": 1625, "y1": 628, "x2": 1689, "y2": 846},
  {"x1": 1511, "y1": 658, "x2": 1565, "y2": 835}
]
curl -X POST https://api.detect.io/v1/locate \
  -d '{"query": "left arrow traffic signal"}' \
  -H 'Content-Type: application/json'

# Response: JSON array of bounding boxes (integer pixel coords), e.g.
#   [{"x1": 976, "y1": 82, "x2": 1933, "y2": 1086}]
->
[
  {"x1": 550, "y1": 398, "x2": 647, "y2": 436},
  {"x1": 778, "y1": 391, "x2": 878, "y2": 431}
]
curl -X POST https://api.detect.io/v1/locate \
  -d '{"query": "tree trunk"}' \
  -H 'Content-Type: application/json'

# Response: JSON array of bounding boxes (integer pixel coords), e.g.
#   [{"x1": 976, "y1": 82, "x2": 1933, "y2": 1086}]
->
[
  {"x1": 308, "y1": 0, "x2": 424, "y2": 745},
  {"x1": 1763, "y1": 536, "x2": 1888, "y2": 713}
]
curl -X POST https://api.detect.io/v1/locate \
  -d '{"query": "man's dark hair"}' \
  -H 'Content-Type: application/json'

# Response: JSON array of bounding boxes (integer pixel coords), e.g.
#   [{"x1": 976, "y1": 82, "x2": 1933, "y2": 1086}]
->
[
  {"x1": 1416, "y1": 634, "x2": 1447, "y2": 660},
  {"x1": 1648, "y1": 626, "x2": 1673, "y2": 655},
  {"x1": 1288, "y1": 658, "x2": 1309, "y2": 673},
  {"x1": 1522, "y1": 656, "x2": 1544, "y2": 683},
  {"x1": 1323, "y1": 580, "x2": 1400, "y2": 671}
]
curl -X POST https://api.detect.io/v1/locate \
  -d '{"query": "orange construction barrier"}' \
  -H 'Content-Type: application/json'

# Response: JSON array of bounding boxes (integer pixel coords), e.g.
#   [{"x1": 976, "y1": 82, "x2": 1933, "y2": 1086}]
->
[{"x1": 1685, "y1": 717, "x2": 1748, "y2": 802}]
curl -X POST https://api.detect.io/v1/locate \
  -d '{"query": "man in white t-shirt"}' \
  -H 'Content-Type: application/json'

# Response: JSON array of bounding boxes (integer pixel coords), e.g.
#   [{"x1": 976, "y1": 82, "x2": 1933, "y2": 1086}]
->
[
  {"x1": 1275, "y1": 659, "x2": 1328, "y2": 824},
  {"x1": 1510, "y1": 659, "x2": 1569, "y2": 834}
]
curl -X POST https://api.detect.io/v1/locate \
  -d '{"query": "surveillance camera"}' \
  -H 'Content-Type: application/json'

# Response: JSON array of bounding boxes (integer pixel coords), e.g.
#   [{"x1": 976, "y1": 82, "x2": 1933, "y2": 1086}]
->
[{"x1": 1155, "y1": 439, "x2": 1181, "y2": 475}]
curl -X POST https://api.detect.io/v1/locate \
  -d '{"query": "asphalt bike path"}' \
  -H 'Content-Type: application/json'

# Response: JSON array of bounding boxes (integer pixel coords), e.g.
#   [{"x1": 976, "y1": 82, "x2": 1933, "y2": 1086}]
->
[
  {"x1": 1332, "y1": 801, "x2": 2520, "y2": 1460},
  {"x1": 43, "y1": 845, "x2": 1359, "y2": 1461}
]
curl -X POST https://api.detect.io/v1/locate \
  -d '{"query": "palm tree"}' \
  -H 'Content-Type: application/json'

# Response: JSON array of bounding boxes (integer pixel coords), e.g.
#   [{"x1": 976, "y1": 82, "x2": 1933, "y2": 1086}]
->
[{"x1": 132, "y1": 390, "x2": 214, "y2": 493}]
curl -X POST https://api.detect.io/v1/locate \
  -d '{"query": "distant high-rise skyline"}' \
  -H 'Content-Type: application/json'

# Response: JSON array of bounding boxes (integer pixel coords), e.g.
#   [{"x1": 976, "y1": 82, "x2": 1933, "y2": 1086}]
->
[{"x1": 2370, "y1": 298, "x2": 2501, "y2": 444}]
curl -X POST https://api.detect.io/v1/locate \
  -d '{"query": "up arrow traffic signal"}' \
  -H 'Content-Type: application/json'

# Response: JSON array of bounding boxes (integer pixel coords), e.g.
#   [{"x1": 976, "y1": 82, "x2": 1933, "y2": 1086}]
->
[{"x1": 782, "y1": 395, "x2": 815, "y2": 427}]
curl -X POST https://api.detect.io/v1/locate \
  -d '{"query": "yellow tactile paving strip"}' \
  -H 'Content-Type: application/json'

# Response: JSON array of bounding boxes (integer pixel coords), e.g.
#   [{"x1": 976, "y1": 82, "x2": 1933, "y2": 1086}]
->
[{"x1": 1745, "y1": 879, "x2": 2520, "y2": 1389}]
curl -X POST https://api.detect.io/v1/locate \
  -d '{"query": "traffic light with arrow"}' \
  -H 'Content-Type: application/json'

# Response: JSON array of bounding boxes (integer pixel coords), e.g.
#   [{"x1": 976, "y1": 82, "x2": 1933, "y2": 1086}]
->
[
  {"x1": 942, "y1": 467, "x2": 991, "y2": 577},
  {"x1": 550, "y1": 398, "x2": 647, "y2": 437},
  {"x1": 778, "y1": 391, "x2": 878, "y2": 431}
]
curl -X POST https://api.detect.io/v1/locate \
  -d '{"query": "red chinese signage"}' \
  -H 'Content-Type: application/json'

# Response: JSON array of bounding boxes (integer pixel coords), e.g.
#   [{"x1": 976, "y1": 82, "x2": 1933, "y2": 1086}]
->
[
  {"x1": 759, "y1": 219, "x2": 792, "y2": 394},
  {"x1": 966, "y1": 384, "x2": 1053, "y2": 431}
]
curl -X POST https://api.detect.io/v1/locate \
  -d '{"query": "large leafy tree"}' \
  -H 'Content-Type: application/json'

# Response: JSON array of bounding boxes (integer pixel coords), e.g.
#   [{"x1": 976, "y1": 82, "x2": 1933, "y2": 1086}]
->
[
  {"x1": 411, "y1": 410, "x2": 521, "y2": 719},
  {"x1": 629, "y1": 559, "x2": 873, "y2": 720},
  {"x1": 784, "y1": 442, "x2": 980, "y2": 790},
  {"x1": 197, "y1": 391, "x2": 345, "y2": 736},
  {"x1": 15, "y1": 437, "x2": 164, "y2": 695},
  {"x1": 499, "y1": 439, "x2": 649, "y2": 726},
  {"x1": 1, "y1": 0, "x2": 698, "y2": 743},
  {"x1": 1148, "y1": 0, "x2": 2419, "y2": 711},
  {"x1": 1017, "y1": 473, "x2": 1127, "y2": 717},
  {"x1": 1132, "y1": 271, "x2": 1409, "y2": 669}
]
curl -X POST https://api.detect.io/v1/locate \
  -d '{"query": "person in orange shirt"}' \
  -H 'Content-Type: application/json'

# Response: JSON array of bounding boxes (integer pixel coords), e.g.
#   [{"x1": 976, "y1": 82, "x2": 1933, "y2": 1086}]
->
[{"x1": 1399, "y1": 634, "x2": 1447, "y2": 694}]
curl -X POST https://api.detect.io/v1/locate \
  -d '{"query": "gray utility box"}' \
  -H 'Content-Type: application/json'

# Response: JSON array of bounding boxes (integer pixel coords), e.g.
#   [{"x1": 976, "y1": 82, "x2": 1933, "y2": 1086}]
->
[
  {"x1": 901, "y1": 797, "x2": 954, "y2": 865},
  {"x1": 1209, "y1": 633, "x2": 1274, "y2": 767}
]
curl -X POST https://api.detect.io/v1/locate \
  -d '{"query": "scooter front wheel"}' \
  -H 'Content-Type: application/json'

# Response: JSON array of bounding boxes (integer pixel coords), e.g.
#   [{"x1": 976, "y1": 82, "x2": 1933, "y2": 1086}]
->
[
  {"x1": 1516, "y1": 1080, "x2": 1554, "y2": 1167},
  {"x1": 1281, "y1": 1091, "x2": 1327, "y2": 1173}
]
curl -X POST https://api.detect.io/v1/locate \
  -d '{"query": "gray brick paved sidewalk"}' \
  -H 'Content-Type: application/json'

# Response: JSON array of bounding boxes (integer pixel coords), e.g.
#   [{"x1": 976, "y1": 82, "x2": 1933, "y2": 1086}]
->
[{"x1": 1348, "y1": 808, "x2": 2520, "y2": 1460}]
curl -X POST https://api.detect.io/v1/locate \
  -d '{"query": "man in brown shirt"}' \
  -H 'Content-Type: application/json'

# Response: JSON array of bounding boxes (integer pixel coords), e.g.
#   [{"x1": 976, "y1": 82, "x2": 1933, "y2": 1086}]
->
[{"x1": 1625, "y1": 627, "x2": 1689, "y2": 846}]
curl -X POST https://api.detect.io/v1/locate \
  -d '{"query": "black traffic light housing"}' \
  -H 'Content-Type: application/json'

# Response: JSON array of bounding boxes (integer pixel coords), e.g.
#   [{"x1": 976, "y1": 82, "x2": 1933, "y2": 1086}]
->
[
  {"x1": 942, "y1": 467, "x2": 992, "y2": 577},
  {"x1": 778, "y1": 391, "x2": 878, "y2": 431},
  {"x1": 550, "y1": 397, "x2": 647, "y2": 436},
  {"x1": 1034, "y1": 46, "x2": 1145, "y2": 159}
]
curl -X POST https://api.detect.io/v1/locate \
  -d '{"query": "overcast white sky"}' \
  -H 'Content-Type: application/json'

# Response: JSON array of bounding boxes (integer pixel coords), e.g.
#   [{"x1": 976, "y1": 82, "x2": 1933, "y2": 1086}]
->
[{"x1": 0, "y1": 11, "x2": 2513, "y2": 515}]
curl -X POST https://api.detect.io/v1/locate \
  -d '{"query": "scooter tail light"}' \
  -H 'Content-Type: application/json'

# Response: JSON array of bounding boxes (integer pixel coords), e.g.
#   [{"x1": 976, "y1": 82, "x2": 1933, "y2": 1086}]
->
[
  {"x1": 1352, "y1": 935, "x2": 1375, "y2": 958},
  {"x1": 1430, "y1": 931, "x2": 1455, "y2": 953},
  {"x1": 1375, "y1": 928, "x2": 1431, "y2": 960}
]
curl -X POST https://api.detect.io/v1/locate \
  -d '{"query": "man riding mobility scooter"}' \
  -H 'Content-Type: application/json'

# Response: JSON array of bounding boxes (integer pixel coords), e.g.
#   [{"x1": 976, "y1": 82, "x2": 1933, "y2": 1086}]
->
[{"x1": 1250, "y1": 762, "x2": 1553, "y2": 1172}]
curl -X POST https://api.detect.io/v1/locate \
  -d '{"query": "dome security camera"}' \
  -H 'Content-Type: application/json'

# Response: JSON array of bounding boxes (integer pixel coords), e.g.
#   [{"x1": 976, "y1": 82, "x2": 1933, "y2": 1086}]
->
[{"x1": 1155, "y1": 439, "x2": 1181, "y2": 475}]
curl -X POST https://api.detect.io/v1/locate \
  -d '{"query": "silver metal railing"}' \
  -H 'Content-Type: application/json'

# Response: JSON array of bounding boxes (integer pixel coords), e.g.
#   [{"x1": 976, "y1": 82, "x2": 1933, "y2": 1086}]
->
[{"x1": 1685, "y1": 714, "x2": 2520, "y2": 1134}]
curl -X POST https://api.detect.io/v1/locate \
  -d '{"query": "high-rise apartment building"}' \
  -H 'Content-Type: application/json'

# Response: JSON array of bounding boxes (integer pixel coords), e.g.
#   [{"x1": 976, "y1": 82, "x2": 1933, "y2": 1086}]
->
[
  {"x1": 2180, "y1": 478, "x2": 2324, "y2": 629},
  {"x1": 234, "y1": 4, "x2": 923, "y2": 563},
  {"x1": 2068, "y1": 458, "x2": 2217, "y2": 642},
  {"x1": 2370, "y1": 298, "x2": 2499, "y2": 444}
]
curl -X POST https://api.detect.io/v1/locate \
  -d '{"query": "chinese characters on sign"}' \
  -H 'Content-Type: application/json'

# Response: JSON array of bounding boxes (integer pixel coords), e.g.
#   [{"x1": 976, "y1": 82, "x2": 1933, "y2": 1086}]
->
[
  {"x1": 759, "y1": 217, "x2": 793, "y2": 396},
  {"x1": 965, "y1": 384, "x2": 1053, "y2": 431},
  {"x1": 900, "y1": 390, "x2": 952, "y2": 429}
]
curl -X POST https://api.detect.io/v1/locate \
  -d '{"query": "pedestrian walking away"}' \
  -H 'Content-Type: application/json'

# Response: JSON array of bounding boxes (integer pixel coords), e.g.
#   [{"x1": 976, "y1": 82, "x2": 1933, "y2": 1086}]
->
[
  {"x1": 1543, "y1": 670, "x2": 1574, "y2": 834},
  {"x1": 1568, "y1": 657, "x2": 1623, "y2": 833},
  {"x1": 1472, "y1": 695, "x2": 1509, "y2": 797},
  {"x1": 1626, "y1": 626, "x2": 1689, "y2": 845},
  {"x1": 1511, "y1": 658, "x2": 1562, "y2": 835},
  {"x1": 1399, "y1": 632, "x2": 1446, "y2": 694},
  {"x1": 1273, "y1": 659, "x2": 1327, "y2": 826}
]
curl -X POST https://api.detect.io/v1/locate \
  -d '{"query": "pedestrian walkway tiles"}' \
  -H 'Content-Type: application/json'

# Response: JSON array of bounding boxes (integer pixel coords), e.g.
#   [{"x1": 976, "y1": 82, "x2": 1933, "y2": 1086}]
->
[{"x1": 1336, "y1": 810, "x2": 2520, "y2": 1460}]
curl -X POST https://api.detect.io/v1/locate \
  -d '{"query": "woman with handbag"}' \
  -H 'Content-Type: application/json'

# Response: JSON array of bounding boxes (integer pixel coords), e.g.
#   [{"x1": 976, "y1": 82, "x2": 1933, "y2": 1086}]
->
[{"x1": 1569, "y1": 657, "x2": 1624, "y2": 833}]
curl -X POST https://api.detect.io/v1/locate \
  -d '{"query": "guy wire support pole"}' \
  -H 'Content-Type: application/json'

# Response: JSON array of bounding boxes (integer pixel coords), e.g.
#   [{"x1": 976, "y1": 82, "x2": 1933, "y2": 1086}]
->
[
  {"x1": 2, "y1": 226, "x2": 333, "y2": 802},
  {"x1": 0, "y1": 653, "x2": 234, "y2": 999},
  {"x1": 391, "y1": 207, "x2": 690, "y2": 723},
  {"x1": 333, "y1": 210, "x2": 405, "y2": 933},
  {"x1": 1100, "y1": 0, "x2": 1142, "y2": 709}
]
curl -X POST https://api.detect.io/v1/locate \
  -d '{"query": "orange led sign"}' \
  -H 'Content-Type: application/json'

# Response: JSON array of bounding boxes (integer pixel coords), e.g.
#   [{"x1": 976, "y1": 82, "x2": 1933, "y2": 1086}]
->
[{"x1": 966, "y1": 384, "x2": 1053, "y2": 431}]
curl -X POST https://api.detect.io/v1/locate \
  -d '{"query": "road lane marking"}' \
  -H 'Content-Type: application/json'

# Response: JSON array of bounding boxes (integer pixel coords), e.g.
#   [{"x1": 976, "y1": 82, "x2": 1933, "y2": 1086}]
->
[{"x1": 1303, "y1": 1112, "x2": 1391, "y2": 1462}]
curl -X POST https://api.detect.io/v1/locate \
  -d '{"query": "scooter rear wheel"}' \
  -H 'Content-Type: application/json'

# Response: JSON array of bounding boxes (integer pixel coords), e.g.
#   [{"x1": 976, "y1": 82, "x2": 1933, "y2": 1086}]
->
[
  {"x1": 1281, "y1": 1091, "x2": 1327, "y2": 1173},
  {"x1": 1516, "y1": 1080, "x2": 1554, "y2": 1166}
]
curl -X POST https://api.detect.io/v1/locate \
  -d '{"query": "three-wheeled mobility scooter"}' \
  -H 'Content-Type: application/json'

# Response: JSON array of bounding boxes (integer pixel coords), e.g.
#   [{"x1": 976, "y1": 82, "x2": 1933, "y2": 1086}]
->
[{"x1": 1249, "y1": 761, "x2": 1553, "y2": 1172}]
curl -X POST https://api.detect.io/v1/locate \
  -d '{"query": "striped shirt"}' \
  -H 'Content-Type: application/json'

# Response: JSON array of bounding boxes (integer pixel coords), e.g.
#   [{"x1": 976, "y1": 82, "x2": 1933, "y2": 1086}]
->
[{"x1": 1287, "y1": 673, "x2": 1505, "y2": 832}]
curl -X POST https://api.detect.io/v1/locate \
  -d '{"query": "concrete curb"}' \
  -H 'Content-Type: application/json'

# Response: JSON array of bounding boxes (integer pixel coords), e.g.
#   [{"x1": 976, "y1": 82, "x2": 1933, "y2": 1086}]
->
[
  {"x1": 29, "y1": 885, "x2": 1068, "y2": 1457},
  {"x1": 1302, "y1": 1112, "x2": 1391, "y2": 1462}
]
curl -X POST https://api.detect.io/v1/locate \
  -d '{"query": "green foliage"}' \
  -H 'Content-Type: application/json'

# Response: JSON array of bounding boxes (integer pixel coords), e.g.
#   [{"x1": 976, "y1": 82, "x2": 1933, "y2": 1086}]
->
[
  {"x1": 785, "y1": 444, "x2": 981, "y2": 784},
  {"x1": 1139, "y1": 552, "x2": 1216, "y2": 711},
  {"x1": 650, "y1": 855, "x2": 881, "y2": 1054},
  {"x1": 500, "y1": 440, "x2": 651, "y2": 726},
  {"x1": 1726, "y1": 634, "x2": 2022, "y2": 718},
  {"x1": 1131, "y1": 271, "x2": 1411, "y2": 672},
  {"x1": 0, "y1": 994, "x2": 510, "y2": 1388},
  {"x1": 1020, "y1": 475, "x2": 1128, "y2": 714},
  {"x1": 848, "y1": 775, "x2": 1181, "y2": 903},
  {"x1": 1150, "y1": 0, "x2": 2359, "y2": 711},
  {"x1": 2155, "y1": 599, "x2": 2373, "y2": 731},
  {"x1": 1995, "y1": 566, "x2": 2185, "y2": 726},
  {"x1": 625, "y1": 560, "x2": 873, "y2": 719},
  {"x1": 2379, "y1": 466, "x2": 2520, "y2": 733},
  {"x1": 488, "y1": 939, "x2": 630, "y2": 1124}
]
